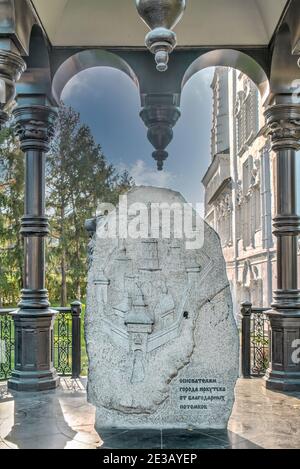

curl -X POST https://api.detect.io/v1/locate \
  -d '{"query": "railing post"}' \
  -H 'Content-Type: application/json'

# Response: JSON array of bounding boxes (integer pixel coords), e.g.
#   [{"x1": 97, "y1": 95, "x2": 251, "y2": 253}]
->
[
  {"x1": 241, "y1": 301, "x2": 252, "y2": 378},
  {"x1": 71, "y1": 301, "x2": 82, "y2": 379}
]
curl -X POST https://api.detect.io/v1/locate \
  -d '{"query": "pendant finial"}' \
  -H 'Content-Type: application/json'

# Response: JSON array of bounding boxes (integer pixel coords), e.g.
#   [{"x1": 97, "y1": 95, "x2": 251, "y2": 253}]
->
[{"x1": 136, "y1": 0, "x2": 186, "y2": 72}]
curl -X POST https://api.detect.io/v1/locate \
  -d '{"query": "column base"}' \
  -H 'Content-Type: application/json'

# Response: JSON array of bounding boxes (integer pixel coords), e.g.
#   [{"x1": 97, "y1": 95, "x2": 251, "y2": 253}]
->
[
  {"x1": 8, "y1": 369, "x2": 60, "y2": 392},
  {"x1": 8, "y1": 308, "x2": 60, "y2": 393},
  {"x1": 264, "y1": 309, "x2": 300, "y2": 392},
  {"x1": 264, "y1": 370, "x2": 300, "y2": 392}
]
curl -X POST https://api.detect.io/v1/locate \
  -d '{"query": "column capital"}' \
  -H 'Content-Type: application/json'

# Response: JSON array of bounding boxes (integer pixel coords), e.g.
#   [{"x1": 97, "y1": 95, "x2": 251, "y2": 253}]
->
[
  {"x1": 13, "y1": 105, "x2": 57, "y2": 152},
  {"x1": 0, "y1": 50, "x2": 26, "y2": 125},
  {"x1": 264, "y1": 103, "x2": 300, "y2": 151}
]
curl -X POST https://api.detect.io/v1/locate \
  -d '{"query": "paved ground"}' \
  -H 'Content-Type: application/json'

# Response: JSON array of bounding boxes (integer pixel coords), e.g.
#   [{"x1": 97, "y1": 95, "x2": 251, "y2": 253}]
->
[{"x1": 0, "y1": 378, "x2": 300, "y2": 449}]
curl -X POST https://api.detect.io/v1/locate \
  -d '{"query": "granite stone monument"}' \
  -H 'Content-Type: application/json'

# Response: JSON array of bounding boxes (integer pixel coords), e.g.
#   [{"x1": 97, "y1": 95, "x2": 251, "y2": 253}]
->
[{"x1": 86, "y1": 186, "x2": 239, "y2": 430}]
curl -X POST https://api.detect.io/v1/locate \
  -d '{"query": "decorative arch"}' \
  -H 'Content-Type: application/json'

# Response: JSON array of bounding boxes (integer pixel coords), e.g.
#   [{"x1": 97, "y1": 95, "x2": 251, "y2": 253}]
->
[
  {"x1": 269, "y1": 22, "x2": 300, "y2": 96},
  {"x1": 52, "y1": 50, "x2": 140, "y2": 103},
  {"x1": 181, "y1": 49, "x2": 270, "y2": 103},
  {"x1": 26, "y1": 24, "x2": 51, "y2": 69},
  {"x1": 16, "y1": 24, "x2": 53, "y2": 102}
]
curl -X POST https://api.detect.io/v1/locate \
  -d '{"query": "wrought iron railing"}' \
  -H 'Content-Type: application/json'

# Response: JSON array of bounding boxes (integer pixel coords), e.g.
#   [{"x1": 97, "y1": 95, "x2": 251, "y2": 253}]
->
[
  {"x1": 241, "y1": 301, "x2": 270, "y2": 378},
  {"x1": 0, "y1": 309, "x2": 14, "y2": 381},
  {"x1": 0, "y1": 301, "x2": 82, "y2": 381}
]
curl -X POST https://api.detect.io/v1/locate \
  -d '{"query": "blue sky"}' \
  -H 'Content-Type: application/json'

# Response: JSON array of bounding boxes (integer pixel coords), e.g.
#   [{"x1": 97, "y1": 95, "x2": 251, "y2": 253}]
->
[{"x1": 62, "y1": 66, "x2": 214, "y2": 212}]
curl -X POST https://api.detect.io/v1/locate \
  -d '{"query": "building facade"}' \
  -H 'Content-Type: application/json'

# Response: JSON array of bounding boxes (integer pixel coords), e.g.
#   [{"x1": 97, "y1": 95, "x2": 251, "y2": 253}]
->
[{"x1": 203, "y1": 67, "x2": 300, "y2": 316}]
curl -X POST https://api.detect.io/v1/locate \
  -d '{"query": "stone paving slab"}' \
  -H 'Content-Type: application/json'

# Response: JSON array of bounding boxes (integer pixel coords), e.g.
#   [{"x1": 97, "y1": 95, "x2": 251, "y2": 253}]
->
[{"x1": 0, "y1": 378, "x2": 300, "y2": 449}]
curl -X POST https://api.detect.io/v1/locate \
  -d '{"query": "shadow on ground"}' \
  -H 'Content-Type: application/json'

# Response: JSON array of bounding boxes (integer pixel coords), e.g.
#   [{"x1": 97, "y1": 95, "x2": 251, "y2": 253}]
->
[{"x1": 97, "y1": 428, "x2": 262, "y2": 449}]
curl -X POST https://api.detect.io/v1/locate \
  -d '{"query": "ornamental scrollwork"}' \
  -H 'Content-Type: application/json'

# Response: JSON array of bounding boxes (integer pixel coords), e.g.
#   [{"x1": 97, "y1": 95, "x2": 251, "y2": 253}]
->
[
  {"x1": 15, "y1": 119, "x2": 55, "y2": 143},
  {"x1": 249, "y1": 159, "x2": 260, "y2": 193},
  {"x1": 267, "y1": 119, "x2": 300, "y2": 141},
  {"x1": 236, "y1": 180, "x2": 244, "y2": 206},
  {"x1": 216, "y1": 193, "x2": 233, "y2": 218},
  {"x1": 264, "y1": 104, "x2": 300, "y2": 150},
  {"x1": 13, "y1": 106, "x2": 57, "y2": 152}
]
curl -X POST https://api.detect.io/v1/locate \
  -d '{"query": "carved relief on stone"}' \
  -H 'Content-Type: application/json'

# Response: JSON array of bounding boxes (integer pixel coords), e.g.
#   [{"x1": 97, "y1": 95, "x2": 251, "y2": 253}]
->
[
  {"x1": 154, "y1": 282, "x2": 175, "y2": 329},
  {"x1": 236, "y1": 180, "x2": 244, "y2": 206},
  {"x1": 243, "y1": 78, "x2": 251, "y2": 99},
  {"x1": 86, "y1": 187, "x2": 238, "y2": 429},
  {"x1": 250, "y1": 159, "x2": 260, "y2": 190},
  {"x1": 215, "y1": 192, "x2": 233, "y2": 247},
  {"x1": 235, "y1": 91, "x2": 245, "y2": 153},
  {"x1": 218, "y1": 194, "x2": 232, "y2": 217},
  {"x1": 234, "y1": 95, "x2": 242, "y2": 118}
]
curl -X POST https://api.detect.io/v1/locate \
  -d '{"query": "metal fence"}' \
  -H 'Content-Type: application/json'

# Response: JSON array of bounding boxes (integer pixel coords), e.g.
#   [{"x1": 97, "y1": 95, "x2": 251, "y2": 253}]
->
[
  {"x1": 0, "y1": 301, "x2": 82, "y2": 381},
  {"x1": 0, "y1": 309, "x2": 14, "y2": 381},
  {"x1": 2, "y1": 299, "x2": 269, "y2": 382},
  {"x1": 241, "y1": 301, "x2": 270, "y2": 378}
]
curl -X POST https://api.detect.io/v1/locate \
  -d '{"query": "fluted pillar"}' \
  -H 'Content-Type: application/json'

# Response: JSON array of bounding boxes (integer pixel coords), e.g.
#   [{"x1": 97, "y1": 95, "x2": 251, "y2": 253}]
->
[
  {"x1": 8, "y1": 105, "x2": 60, "y2": 392},
  {"x1": 264, "y1": 103, "x2": 300, "y2": 391}
]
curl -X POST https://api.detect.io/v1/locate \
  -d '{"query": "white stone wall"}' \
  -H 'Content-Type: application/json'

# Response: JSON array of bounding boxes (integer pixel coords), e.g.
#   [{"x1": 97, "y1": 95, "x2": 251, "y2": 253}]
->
[
  {"x1": 210, "y1": 67, "x2": 230, "y2": 157},
  {"x1": 203, "y1": 67, "x2": 300, "y2": 316}
]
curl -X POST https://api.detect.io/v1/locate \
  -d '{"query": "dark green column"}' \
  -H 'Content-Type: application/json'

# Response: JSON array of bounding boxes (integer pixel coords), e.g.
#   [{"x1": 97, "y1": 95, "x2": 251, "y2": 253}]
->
[
  {"x1": 8, "y1": 105, "x2": 60, "y2": 392},
  {"x1": 264, "y1": 102, "x2": 300, "y2": 391}
]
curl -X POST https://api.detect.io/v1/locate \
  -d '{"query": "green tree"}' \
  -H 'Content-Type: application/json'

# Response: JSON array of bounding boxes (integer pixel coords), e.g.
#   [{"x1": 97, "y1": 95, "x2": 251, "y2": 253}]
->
[
  {"x1": 46, "y1": 105, "x2": 133, "y2": 305},
  {"x1": 0, "y1": 122, "x2": 24, "y2": 307}
]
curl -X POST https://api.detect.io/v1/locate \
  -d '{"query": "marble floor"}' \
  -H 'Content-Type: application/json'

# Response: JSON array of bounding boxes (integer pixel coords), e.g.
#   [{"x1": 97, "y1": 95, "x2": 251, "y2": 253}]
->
[{"x1": 0, "y1": 378, "x2": 300, "y2": 449}]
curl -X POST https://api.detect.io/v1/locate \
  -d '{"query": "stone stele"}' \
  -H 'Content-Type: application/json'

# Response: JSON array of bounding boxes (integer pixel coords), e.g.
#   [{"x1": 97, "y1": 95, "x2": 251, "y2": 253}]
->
[{"x1": 86, "y1": 186, "x2": 239, "y2": 430}]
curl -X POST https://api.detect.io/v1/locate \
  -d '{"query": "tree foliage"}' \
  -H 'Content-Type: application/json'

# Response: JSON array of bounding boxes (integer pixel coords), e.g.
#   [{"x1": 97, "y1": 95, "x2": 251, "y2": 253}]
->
[
  {"x1": 0, "y1": 105, "x2": 133, "y2": 306},
  {"x1": 0, "y1": 123, "x2": 24, "y2": 306},
  {"x1": 46, "y1": 105, "x2": 133, "y2": 305}
]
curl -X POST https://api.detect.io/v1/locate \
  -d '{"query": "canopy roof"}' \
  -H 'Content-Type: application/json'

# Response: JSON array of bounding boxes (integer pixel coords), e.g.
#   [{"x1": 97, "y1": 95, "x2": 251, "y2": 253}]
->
[{"x1": 31, "y1": 0, "x2": 288, "y2": 48}]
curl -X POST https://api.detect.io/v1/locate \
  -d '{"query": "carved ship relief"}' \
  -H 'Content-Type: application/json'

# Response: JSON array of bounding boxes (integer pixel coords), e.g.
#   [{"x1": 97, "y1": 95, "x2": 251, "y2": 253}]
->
[{"x1": 94, "y1": 239, "x2": 214, "y2": 384}]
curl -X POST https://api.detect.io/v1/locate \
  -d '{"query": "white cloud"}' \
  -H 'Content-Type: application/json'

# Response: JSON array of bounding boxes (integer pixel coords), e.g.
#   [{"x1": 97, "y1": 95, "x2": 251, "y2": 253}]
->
[
  {"x1": 61, "y1": 69, "x2": 94, "y2": 101},
  {"x1": 119, "y1": 159, "x2": 176, "y2": 188},
  {"x1": 180, "y1": 67, "x2": 214, "y2": 106}
]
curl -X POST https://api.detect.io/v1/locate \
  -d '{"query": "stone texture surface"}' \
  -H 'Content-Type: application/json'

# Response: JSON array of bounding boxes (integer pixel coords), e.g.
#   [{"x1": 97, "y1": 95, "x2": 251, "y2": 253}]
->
[{"x1": 86, "y1": 186, "x2": 239, "y2": 430}]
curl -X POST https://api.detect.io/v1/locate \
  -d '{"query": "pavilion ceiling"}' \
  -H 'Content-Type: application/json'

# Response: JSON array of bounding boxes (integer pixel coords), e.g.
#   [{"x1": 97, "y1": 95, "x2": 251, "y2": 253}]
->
[{"x1": 30, "y1": 0, "x2": 288, "y2": 48}]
